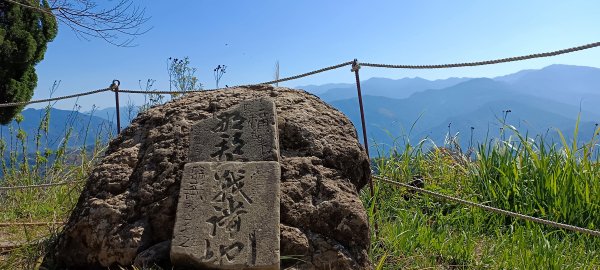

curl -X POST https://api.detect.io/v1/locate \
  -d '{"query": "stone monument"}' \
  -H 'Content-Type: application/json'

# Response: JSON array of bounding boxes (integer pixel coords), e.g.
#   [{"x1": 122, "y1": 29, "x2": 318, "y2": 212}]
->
[
  {"x1": 171, "y1": 98, "x2": 281, "y2": 269},
  {"x1": 46, "y1": 85, "x2": 372, "y2": 269}
]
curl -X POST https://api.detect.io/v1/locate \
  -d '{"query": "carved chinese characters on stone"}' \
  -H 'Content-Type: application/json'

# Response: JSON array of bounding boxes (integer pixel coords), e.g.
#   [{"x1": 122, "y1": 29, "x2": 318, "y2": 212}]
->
[
  {"x1": 172, "y1": 98, "x2": 280, "y2": 269},
  {"x1": 171, "y1": 162, "x2": 280, "y2": 269},
  {"x1": 173, "y1": 165, "x2": 207, "y2": 249},
  {"x1": 189, "y1": 99, "x2": 279, "y2": 162}
]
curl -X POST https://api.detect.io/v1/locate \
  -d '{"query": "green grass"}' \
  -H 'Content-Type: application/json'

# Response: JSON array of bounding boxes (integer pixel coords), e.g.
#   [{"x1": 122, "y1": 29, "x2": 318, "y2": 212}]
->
[
  {"x1": 0, "y1": 105, "x2": 106, "y2": 269},
  {"x1": 366, "y1": 123, "x2": 600, "y2": 269}
]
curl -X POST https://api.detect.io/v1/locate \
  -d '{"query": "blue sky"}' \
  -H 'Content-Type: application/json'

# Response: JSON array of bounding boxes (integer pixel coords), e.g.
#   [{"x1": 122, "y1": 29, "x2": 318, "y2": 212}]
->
[{"x1": 31, "y1": 0, "x2": 600, "y2": 110}]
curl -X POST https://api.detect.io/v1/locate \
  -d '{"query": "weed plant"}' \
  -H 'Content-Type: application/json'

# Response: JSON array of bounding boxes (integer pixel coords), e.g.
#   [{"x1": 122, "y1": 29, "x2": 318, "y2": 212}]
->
[
  {"x1": 0, "y1": 58, "x2": 195, "y2": 269},
  {"x1": 367, "y1": 123, "x2": 600, "y2": 269},
  {"x1": 0, "y1": 102, "x2": 110, "y2": 269}
]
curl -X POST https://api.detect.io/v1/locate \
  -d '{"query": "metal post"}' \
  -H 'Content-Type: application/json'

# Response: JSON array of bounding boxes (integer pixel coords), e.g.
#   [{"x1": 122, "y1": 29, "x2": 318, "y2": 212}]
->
[
  {"x1": 111, "y1": 80, "x2": 121, "y2": 134},
  {"x1": 352, "y1": 59, "x2": 378, "y2": 235}
]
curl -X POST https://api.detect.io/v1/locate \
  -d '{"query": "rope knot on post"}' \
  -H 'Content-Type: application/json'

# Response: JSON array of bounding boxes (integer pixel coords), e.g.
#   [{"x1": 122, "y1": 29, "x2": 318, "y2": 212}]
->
[
  {"x1": 109, "y1": 80, "x2": 120, "y2": 91},
  {"x1": 351, "y1": 59, "x2": 361, "y2": 72}
]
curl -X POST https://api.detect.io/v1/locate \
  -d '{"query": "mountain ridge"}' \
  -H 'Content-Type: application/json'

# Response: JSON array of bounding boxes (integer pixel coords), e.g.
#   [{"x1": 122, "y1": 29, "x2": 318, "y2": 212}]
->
[
  {"x1": 0, "y1": 108, "x2": 114, "y2": 151},
  {"x1": 322, "y1": 65, "x2": 600, "y2": 153}
]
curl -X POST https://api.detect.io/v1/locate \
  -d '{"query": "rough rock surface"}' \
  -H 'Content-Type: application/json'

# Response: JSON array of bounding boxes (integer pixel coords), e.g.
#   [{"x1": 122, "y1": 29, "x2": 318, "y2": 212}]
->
[{"x1": 44, "y1": 85, "x2": 372, "y2": 269}]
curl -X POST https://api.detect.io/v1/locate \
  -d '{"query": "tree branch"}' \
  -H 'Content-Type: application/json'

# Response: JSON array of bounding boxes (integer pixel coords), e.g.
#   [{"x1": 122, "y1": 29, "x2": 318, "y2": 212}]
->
[{"x1": 5, "y1": 0, "x2": 150, "y2": 47}]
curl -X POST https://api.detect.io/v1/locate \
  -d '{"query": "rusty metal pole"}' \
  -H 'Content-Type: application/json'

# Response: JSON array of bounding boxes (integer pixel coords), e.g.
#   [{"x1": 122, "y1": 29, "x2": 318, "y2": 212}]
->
[
  {"x1": 111, "y1": 80, "x2": 121, "y2": 134},
  {"x1": 352, "y1": 59, "x2": 378, "y2": 235}
]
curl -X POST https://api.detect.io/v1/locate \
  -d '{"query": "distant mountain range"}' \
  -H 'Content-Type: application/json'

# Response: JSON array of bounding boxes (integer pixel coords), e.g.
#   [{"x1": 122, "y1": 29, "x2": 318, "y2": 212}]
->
[
  {"x1": 299, "y1": 77, "x2": 472, "y2": 101},
  {"x1": 2, "y1": 64, "x2": 598, "y2": 157},
  {"x1": 299, "y1": 64, "x2": 600, "y2": 107},
  {"x1": 86, "y1": 106, "x2": 140, "y2": 126},
  {"x1": 297, "y1": 64, "x2": 600, "y2": 153},
  {"x1": 0, "y1": 108, "x2": 114, "y2": 152}
]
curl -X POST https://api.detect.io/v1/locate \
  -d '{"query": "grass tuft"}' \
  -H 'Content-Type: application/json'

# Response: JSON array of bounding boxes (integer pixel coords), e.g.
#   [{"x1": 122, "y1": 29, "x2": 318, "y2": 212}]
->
[
  {"x1": 0, "y1": 102, "x2": 109, "y2": 269},
  {"x1": 367, "y1": 121, "x2": 600, "y2": 269}
]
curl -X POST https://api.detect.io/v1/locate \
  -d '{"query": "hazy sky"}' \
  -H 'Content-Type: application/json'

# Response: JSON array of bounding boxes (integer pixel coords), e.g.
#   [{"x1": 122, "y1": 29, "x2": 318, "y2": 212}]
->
[{"x1": 31, "y1": 0, "x2": 600, "y2": 109}]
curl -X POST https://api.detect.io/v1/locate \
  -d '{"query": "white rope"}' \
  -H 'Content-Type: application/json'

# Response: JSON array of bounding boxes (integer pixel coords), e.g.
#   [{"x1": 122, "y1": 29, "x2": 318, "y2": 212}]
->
[
  {"x1": 1, "y1": 40, "x2": 599, "y2": 105},
  {"x1": 361, "y1": 41, "x2": 600, "y2": 69},
  {"x1": 0, "y1": 88, "x2": 110, "y2": 108},
  {"x1": 116, "y1": 61, "x2": 355, "y2": 94},
  {"x1": 0, "y1": 180, "x2": 83, "y2": 191},
  {"x1": 374, "y1": 175, "x2": 600, "y2": 237}
]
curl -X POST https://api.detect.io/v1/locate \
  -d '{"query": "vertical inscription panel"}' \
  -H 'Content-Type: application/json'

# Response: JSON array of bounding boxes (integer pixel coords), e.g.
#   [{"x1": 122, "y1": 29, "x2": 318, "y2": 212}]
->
[
  {"x1": 171, "y1": 161, "x2": 280, "y2": 270},
  {"x1": 189, "y1": 98, "x2": 279, "y2": 162}
]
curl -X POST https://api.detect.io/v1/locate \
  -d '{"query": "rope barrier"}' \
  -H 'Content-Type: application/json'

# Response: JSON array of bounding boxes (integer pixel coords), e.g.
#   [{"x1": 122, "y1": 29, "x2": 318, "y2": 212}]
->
[
  {"x1": 258, "y1": 61, "x2": 354, "y2": 85},
  {"x1": 0, "y1": 239, "x2": 47, "y2": 253},
  {"x1": 112, "y1": 88, "x2": 204, "y2": 95},
  {"x1": 373, "y1": 175, "x2": 600, "y2": 237},
  {"x1": 0, "y1": 40, "x2": 598, "y2": 105},
  {"x1": 0, "y1": 180, "x2": 83, "y2": 191},
  {"x1": 0, "y1": 88, "x2": 110, "y2": 108},
  {"x1": 0, "y1": 221, "x2": 65, "y2": 227},
  {"x1": 0, "y1": 242, "x2": 22, "y2": 252},
  {"x1": 116, "y1": 61, "x2": 355, "y2": 94},
  {"x1": 361, "y1": 41, "x2": 600, "y2": 69}
]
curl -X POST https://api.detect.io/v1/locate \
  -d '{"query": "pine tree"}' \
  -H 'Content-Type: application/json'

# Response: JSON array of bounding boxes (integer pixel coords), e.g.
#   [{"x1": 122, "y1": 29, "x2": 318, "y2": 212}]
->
[{"x1": 0, "y1": 0, "x2": 57, "y2": 124}]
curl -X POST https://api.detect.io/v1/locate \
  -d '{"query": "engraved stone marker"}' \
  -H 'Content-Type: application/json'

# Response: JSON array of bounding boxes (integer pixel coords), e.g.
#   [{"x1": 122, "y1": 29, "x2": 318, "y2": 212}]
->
[
  {"x1": 189, "y1": 98, "x2": 279, "y2": 162},
  {"x1": 172, "y1": 99, "x2": 280, "y2": 269},
  {"x1": 171, "y1": 162, "x2": 280, "y2": 269}
]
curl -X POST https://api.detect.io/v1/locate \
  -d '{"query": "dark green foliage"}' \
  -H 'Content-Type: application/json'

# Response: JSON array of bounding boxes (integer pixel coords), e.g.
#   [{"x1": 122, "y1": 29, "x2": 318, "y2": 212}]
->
[{"x1": 0, "y1": 0, "x2": 57, "y2": 124}]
